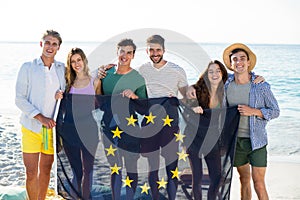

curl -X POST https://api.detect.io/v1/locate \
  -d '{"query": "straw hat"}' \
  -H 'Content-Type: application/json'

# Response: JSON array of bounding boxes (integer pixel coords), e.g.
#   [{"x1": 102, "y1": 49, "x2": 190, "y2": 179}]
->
[{"x1": 223, "y1": 43, "x2": 256, "y2": 72}]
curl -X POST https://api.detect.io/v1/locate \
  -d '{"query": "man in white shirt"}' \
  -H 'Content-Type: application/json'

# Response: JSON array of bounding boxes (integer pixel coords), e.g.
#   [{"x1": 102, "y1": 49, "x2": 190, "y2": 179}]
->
[
  {"x1": 15, "y1": 30, "x2": 65, "y2": 200},
  {"x1": 138, "y1": 35, "x2": 188, "y2": 200}
]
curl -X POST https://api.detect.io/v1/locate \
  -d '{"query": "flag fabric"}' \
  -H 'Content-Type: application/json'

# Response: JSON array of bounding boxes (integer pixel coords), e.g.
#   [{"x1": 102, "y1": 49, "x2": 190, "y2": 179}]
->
[
  {"x1": 180, "y1": 101, "x2": 240, "y2": 199},
  {"x1": 56, "y1": 94, "x2": 239, "y2": 199}
]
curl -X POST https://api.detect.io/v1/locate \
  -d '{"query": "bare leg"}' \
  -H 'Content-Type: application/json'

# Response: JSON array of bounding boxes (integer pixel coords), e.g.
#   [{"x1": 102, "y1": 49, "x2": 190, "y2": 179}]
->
[
  {"x1": 237, "y1": 164, "x2": 252, "y2": 200},
  {"x1": 252, "y1": 166, "x2": 269, "y2": 200},
  {"x1": 38, "y1": 153, "x2": 54, "y2": 200},
  {"x1": 23, "y1": 153, "x2": 39, "y2": 200}
]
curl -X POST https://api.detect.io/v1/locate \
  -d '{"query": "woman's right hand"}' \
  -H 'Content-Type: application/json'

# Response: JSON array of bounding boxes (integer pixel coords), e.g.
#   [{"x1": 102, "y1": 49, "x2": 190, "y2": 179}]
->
[{"x1": 192, "y1": 106, "x2": 203, "y2": 114}]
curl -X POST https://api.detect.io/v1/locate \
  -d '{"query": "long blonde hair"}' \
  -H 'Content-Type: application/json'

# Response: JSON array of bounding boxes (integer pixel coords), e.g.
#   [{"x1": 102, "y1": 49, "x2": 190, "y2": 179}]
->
[{"x1": 65, "y1": 48, "x2": 89, "y2": 93}]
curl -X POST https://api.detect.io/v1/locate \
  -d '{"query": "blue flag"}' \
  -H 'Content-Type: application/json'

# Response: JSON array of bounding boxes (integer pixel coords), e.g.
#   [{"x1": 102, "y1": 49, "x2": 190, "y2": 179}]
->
[{"x1": 56, "y1": 94, "x2": 239, "y2": 199}]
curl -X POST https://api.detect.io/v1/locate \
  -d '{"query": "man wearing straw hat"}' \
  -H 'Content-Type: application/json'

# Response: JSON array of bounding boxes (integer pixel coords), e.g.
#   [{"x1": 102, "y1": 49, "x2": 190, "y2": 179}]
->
[{"x1": 223, "y1": 43, "x2": 280, "y2": 200}]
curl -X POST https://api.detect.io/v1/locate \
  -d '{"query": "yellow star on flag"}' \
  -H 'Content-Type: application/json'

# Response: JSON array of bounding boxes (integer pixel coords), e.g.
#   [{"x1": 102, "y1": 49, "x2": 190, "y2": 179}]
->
[
  {"x1": 144, "y1": 112, "x2": 157, "y2": 124},
  {"x1": 174, "y1": 131, "x2": 185, "y2": 142},
  {"x1": 162, "y1": 115, "x2": 173, "y2": 127},
  {"x1": 126, "y1": 115, "x2": 137, "y2": 126},
  {"x1": 171, "y1": 167, "x2": 181, "y2": 179},
  {"x1": 105, "y1": 145, "x2": 117, "y2": 156},
  {"x1": 110, "y1": 163, "x2": 121, "y2": 175},
  {"x1": 157, "y1": 177, "x2": 168, "y2": 189},
  {"x1": 122, "y1": 176, "x2": 134, "y2": 188},
  {"x1": 177, "y1": 149, "x2": 189, "y2": 162},
  {"x1": 140, "y1": 183, "x2": 150, "y2": 194},
  {"x1": 111, "y1": 126, "x2": 123, "y2": 139}
]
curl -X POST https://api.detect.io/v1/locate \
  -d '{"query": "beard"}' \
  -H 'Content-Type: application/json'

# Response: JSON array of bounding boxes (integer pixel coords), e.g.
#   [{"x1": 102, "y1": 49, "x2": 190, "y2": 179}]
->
[{"x1": 150, "y1": 55, "x2": 163, "y2": 64}]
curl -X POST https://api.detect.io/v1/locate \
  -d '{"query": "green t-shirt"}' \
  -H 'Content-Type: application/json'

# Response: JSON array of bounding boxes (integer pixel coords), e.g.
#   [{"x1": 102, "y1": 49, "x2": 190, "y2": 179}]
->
[{"x1": 102, "y1": 67, "x2": 147, "y2": 99}]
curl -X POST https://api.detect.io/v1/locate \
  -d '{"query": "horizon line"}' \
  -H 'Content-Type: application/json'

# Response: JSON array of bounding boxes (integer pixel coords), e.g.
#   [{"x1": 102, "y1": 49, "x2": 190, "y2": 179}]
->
[{"x1": 0, "y1": 40, "x2": 300, "y2": 46}]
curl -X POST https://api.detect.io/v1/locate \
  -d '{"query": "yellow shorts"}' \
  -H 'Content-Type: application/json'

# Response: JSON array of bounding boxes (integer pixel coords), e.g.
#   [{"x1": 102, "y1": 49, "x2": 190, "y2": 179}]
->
[{"x1": 21, "y1": 126, "x2": 54, "y2": 155}]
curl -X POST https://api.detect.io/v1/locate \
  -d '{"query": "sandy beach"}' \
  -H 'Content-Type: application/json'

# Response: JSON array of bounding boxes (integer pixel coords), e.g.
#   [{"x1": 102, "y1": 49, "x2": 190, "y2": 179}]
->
[{"x1": 230, "y1": 158, "x2": 300, "y2": 200}]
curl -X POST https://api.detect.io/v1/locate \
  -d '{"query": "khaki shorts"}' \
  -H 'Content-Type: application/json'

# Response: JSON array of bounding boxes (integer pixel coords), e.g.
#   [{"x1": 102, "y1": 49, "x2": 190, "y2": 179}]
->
[
  {"x1": 234, "y1": 137, "x2": 267, "y2": 167},
  {"x1": 21, "y1": 126, "x2": 54, "y2": 155}
]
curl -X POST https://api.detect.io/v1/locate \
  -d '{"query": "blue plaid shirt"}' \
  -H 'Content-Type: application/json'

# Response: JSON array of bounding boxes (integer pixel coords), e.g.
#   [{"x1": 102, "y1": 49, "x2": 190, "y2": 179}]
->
[{"x1": 224, "y1": 72, "x2": 280, "y2": 150}]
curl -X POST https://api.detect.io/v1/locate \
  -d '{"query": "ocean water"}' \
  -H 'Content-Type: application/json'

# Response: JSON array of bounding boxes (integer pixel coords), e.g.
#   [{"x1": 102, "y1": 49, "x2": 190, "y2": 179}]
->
[{"x1": 0, "y1": 41, "x2": 300, "y2": 160}]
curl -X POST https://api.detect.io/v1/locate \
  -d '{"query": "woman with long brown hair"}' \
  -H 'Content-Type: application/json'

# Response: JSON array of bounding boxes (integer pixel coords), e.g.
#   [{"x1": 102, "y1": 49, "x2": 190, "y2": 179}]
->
[{"x1": 186, "y1": 60, "x2": 228, "y2": 200}]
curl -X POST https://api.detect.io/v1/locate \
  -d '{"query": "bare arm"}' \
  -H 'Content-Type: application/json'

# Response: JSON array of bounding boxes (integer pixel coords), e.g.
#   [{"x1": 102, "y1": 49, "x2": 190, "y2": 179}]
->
[
  {"x1": 186, "y1": 85, "x2": 197, "y2": 99},
  {"x1": 179, "y1": 85, "x2": 188, "y2": 99},
  {"x1": 237, "y1": 105, "x2": 263, "y2": 118},
  {"x1": 97, "y1": 64, "x2": 116, "y2": 79},
  {"x1": 34, "y1": 113, "x2": 56, "y2": 129},
  {"x1": 94, "y1": 78, "x2": 102, "y2": 95}
]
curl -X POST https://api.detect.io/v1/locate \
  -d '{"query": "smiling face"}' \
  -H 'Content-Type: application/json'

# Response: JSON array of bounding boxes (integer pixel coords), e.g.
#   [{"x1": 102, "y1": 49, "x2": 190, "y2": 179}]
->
[
  {"x1": 40, "y1": 35, "x2": 60, "y2": 59},
  {"x1": 230, "y1": 50, "x2": 250, "y2": 74},
  {"x1": 207, "y1": 63, "x2": 223, "y2": 86},
  {"x1": 146, "y1": 43, "x2": 165, "y2": 64},
  {"x1": 117, "y1": 45, "x2": 135, "y2": 67},
  {"x1": 70, "y1": 53, "x2": 85, "y2": 74}
]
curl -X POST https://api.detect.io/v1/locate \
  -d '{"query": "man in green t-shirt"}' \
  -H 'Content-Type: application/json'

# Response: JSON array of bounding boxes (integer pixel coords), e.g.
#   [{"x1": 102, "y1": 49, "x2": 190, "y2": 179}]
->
[{"x1": 101, "y1": 38, "x2": 147, "y2": 200}]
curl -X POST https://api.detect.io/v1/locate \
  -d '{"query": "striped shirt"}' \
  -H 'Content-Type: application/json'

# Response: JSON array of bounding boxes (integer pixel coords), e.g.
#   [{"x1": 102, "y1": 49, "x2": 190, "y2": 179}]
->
[
  {"x1": 224, "y1": 72, "x2": 280, "y2": 150},
  {"x1": 138, "y1": 61, "x2": 188, "y2": 98}
]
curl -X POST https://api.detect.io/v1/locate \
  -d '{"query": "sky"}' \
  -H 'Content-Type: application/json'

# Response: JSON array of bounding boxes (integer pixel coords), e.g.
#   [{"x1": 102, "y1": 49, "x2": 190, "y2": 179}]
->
[{"x1": 1, "y1": 0, "x2": 299, "y2": 44}]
